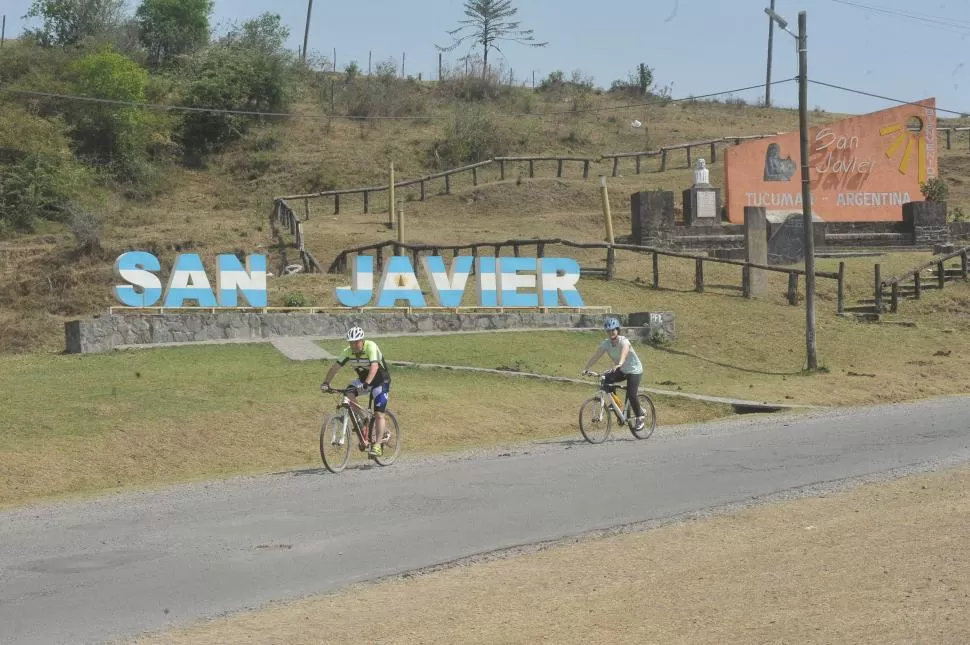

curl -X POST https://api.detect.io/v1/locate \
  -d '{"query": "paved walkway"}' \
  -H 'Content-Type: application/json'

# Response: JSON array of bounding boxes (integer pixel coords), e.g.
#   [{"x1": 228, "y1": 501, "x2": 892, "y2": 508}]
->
[{"x1": 270, "y1": 338, "x2": 336, "y2": 361}]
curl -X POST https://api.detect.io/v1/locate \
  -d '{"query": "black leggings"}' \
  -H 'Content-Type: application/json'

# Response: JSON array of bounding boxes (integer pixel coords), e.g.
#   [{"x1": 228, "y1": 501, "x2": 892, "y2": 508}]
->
[{"x1": 604, "y1": 370, "x2": 644, "y2": 417}]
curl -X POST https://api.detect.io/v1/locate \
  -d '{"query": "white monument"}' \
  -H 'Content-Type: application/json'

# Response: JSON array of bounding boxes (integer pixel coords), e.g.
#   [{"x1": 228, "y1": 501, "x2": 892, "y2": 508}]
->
[
  {"x1": 693, "y1": 158, "x2": 710, "y2": 186},
  {"x1": 683, "y1": 157, "x2": 721, "y2": 226}
]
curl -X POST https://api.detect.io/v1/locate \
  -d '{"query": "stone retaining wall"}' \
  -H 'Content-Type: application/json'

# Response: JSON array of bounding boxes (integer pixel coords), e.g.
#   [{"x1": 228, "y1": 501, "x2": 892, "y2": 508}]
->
[{"x1": 65, "y1": 311, "x2": 676, "y2": 354}]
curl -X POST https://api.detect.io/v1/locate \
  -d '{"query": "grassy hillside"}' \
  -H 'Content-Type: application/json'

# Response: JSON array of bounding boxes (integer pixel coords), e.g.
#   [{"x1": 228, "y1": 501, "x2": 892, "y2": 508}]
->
[{"x1": 2, "y1": 35, "x2": 969, "y2": 354}]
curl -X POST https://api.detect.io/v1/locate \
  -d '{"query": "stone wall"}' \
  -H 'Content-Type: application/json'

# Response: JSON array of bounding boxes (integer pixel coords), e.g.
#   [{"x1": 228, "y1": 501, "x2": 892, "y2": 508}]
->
[{"x1": 64, "y1": 311, "x2": 675, "y2": 354}]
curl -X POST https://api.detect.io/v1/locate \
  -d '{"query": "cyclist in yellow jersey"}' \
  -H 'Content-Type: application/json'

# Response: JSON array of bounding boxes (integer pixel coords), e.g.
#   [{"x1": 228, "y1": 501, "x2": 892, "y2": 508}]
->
[
  {"x1": 582, "y1": 317, "x2": 646, "y2": 431},
  {"x1": 322, "y1": 326, "x2": 391, "y2": 456}
]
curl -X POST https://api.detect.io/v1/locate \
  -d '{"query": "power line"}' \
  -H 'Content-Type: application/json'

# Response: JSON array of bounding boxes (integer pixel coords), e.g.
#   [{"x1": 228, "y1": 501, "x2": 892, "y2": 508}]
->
[
  {"x1": 808, "y1": 78, "x2": 969, "y2": 117},
  {"x1": 829, "y1": 0, "x2": 970, "y2": 32},
  {"x1": 0, "y1": 78, "x2": 797, "y2": 121}
]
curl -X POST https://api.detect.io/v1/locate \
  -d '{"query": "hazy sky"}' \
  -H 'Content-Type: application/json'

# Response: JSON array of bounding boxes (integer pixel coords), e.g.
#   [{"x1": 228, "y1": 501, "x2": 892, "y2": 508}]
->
[{"x1": 3, "y1": 0, "x2": 968, "y2": 116}]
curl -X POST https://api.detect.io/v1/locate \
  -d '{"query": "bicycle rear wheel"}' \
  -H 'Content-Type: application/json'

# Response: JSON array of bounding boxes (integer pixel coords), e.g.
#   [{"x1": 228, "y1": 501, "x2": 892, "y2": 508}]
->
[
  {"x1": 579, "y1": 397, "x2": 611, "y2": 444},
  {"x1": 372, "y1": 410, "x2": 401, "y2": 466},
  {"x1": 320, "y1": 413, "x2": 352, "y2": 473},
  {"x1": 627, "y1": 394, "x2": 657, "y2": 439}
]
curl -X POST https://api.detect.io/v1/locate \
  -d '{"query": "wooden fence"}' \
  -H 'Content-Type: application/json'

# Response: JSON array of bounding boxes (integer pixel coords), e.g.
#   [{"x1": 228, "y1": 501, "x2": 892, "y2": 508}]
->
[
  {"x1": 941, "y1": 126, "x2": 970, "y2": 150},
  {"x1": 327, "y1": 237, "x2": 846, "y2": 313},
  {"x1": 875, "y1": 244, "x2": 970, "y2": 313},
  {"x1": 599, "y1": 134, "x2": 781, "y2": 177},
  {"x1": 270, "y1": 199, "x2": 323, "y2": 273}
]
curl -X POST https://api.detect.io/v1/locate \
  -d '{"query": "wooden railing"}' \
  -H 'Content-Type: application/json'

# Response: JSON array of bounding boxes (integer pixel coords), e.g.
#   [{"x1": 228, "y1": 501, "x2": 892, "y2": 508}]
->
[
  {"x1": 941, "y1": 126, "x2": 970, "y2": 150},
  {"x1": 875, "y1": 245, "x2": 970, "y2": 313},
  {"x1": 327, "y1": 237, "x2": 846, "y2": 313},
  {"x1": 272, "y1": 132, "x2": 785, "y2": 218},
  {"x1": 599, "y1": 134, "x2": 781, "y2": 176},
  {"x1": 270, "y1": 199, "x2": 323, "y2": 273}
]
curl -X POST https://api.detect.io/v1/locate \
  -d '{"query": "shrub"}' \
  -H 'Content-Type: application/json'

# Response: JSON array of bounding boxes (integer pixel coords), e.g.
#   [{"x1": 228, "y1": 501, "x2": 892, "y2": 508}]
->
[
  {"x1": 920, "y1": 177, "x2": 949, "y2": 203},
  {"x1": 430, "y1": 106, "x2": 507, "y2": 168},
  {"x1": 178, "y1": 41, "x2": 295, "y2": 158},
  {"x1": 68, "y1": 207, "x2": 103, "y2": 253},
  {"x1": 283, "y1": 292, "x2": 308, "y2": 307}
]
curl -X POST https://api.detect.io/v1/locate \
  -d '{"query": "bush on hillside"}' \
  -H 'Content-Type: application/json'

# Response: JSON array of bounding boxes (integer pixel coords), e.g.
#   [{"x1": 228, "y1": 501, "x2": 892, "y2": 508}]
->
[
  {"x1": 178, "y1": 14, "x2": 296, "y2": 160},
  {"x1": 0, "y1": 108, "x2": 97, "y2": 233},
  {"x1": 429, "y1": 106, "x2": 508, "y2": 169},
  {"x1": 66, "y1": 47, "x2": 167, "y2": 184}
]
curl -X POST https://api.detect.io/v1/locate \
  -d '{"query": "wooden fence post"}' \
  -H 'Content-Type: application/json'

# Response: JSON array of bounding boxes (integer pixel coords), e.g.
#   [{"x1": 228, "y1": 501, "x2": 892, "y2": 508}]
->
[
  {"x1": 445, "y1": 173, "x2": 451, "y2": 194},
  {"x1": 937, "y1": 260, "x2": 946, "y2": 289},
  {"x1": 962, "y1": 250, "x2": 969, "y2": 278},
  {"x1": 660, "y1": 149, "x2": 668, "y2": 172},
  {"x1": 334, "y1": 193, "x2": 340, "y2": 215},
  {"x1": 419, "y1": 181, "x2": 425, "y2": 201},
  {"x1": 742, "y1": 265, "x2": 751, "y2": 298},
  {"x1": 874, "y1": 263, "x2": 883, "y2": 313},
  {"x1": 376, "y1": 246, "x2": 384, "y2": 273},
  {"x1": 304, "y1": 198, "x2": 310, "y2": 220},
  {"x1": 891, "y1": 283, "x2": 899, "y2": 313},
  {"x1": 557, "y1": 159, "x2": 563, "y2": 178},
  {"x1": 472, "y1": 167, "x2": 478, "y2": 186},
  {"x1": 500, "y1": 160, "x2": 505, "y2": 180},
  {"x1": 635, "y1": 156, "x2": 641, "y2": 174},
  {"x1": 606, "y1": 246, "x2": 615, "y2": 280},
  {"x1": 710, "y1": 142, "x2": 717, "y2": 163},
  {"x1": 612, "y1": 157, "x2": 619, "y2": 177},
  {"x1": 837, "y1": 262, "x2": 845, "y2": 314},
  {"x1": 583, "y1": 160, "x2": 590, "y2": 179},
  {"x1": 652, "y1": 252, "x2": 660, "y2": 289},
  {"x1": 913, "y1": 271, "x2": 922, "y2": 299},
  {"x1": 529, "y1": 160, "x2": 534, "y2": 178},
  {"x1": 694, "y1": 258, "x2": 704, "y2": 292},
  {"x1": 686, "y1": 145, "x2": 692, "y2": 168},
  {"x1": 946, "y1": 129, "x2": 952, "y2": 150},
  {"x1": 787, "y1": 273, "x2": 798, "y2": 305},
  {"x1": 363, "y1": 191, "x2": 369, "y2": 213},
  {"x1": 537, "y1": 242, "x2": 545, "y2": 258}
]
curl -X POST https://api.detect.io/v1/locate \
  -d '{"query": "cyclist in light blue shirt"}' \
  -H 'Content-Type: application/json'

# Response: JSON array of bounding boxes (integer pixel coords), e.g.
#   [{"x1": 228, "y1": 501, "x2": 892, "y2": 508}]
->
[{"x1": 582, "y1": 317, "x2": 646, "y2": 430}]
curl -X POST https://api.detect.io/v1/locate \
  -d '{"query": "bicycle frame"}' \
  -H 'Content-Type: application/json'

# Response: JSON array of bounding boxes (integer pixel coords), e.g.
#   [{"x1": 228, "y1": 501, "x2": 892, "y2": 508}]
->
[
  {"x1": 586, "y1": 372, "x2": 632, "y2": 424},
  {"x1": 329, "y1": 387, "x2": 376, "y2": 450}
]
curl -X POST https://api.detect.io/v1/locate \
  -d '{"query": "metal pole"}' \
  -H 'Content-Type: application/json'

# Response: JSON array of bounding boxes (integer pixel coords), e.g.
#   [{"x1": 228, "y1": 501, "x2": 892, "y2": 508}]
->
[
  {"x1": 301, "y1": 0, "x2": 313, "y2": 63},
  {"x1": 765, "y1": 0, "x2": 775, "y2": 106},
  {"x1": 1, "y1": 15, "x2": 6, "y2": 48},
  {"x1": 798, "y1": 10, "x2": 817, "y2": 370}
]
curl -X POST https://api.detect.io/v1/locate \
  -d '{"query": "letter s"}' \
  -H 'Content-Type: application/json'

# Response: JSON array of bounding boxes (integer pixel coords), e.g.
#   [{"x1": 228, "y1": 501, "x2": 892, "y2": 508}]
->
[{"x1": 113, "y1": 251, "x2": 162, "y2": 307}]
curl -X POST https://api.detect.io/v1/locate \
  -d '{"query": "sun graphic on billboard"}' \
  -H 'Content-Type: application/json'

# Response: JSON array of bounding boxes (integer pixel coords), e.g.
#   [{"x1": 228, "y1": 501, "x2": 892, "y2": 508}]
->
[{"x1": 879, "y1": 116, "x2": 928, "y2": 183}]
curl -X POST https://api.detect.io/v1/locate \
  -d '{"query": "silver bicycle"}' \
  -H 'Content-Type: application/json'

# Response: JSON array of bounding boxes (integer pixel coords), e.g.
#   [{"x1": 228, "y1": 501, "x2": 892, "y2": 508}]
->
[{"x1": 578, "y1": 370, "x2": 657, "y2": 444}]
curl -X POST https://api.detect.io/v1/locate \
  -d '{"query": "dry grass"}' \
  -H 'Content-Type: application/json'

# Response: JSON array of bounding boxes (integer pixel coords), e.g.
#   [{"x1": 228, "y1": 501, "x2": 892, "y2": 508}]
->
[{"x1": 128, "y1": 463, "x2": 970, "y2": 645}]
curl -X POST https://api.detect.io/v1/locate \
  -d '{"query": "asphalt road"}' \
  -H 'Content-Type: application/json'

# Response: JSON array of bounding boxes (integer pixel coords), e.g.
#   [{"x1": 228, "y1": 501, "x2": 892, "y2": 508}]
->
[{"x1": 3, "y1": 396, "x2": 970, "y2": 645}]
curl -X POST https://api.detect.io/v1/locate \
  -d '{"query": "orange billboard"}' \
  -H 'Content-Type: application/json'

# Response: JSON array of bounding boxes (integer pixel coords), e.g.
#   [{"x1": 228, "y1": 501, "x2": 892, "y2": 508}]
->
[{"x1": 723, "y1": 98, "x2": 938, "y2": 223}]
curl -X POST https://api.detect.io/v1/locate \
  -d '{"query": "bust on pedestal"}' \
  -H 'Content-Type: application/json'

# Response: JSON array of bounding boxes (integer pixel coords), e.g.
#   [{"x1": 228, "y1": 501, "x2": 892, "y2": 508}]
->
[{"x1": 683, "y1": 158, "x2": 721, "y2": 227}]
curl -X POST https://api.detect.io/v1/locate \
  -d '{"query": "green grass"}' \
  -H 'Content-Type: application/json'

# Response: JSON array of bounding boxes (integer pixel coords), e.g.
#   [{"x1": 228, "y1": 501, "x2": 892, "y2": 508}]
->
[{"x1": 0, "y1": 342, "x2": 729, "y2": 507}]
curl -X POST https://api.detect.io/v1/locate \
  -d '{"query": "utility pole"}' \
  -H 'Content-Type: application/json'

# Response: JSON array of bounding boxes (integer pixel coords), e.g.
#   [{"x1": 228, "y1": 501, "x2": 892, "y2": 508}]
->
[
  {"x1": 765, "y1": 6, "x2": 817, "y2": 370},
  {"x1": 765, "y1": 0, "x2": 775, "y2": 106},
  {"x1": 797, "y1": 10, "x2": 817, "y2": 370},
  {"x1": 301, "y1": 0, "x2": 313, "y2": 63}
]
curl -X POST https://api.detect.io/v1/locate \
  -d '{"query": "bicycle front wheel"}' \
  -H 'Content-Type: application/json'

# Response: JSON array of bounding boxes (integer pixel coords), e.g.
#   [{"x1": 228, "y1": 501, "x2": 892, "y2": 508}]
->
[
  {"x1": 320, "y1": 413, "x2": 352, "y2": 473},
  {"x1": 372, "y1": 410, "x2": 402, "y2": 466},
  {"x1": 628, "y1": 394, "x2": 657, "y2": 439},
  {"x1": 579, "y1": 397, "x2": 611, "y2": 444}
]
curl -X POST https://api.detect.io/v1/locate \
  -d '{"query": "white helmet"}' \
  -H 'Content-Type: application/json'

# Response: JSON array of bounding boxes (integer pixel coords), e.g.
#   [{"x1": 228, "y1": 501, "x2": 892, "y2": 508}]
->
[{"x1": 345, "y1": 326, "x2": 365, "y2": 342}]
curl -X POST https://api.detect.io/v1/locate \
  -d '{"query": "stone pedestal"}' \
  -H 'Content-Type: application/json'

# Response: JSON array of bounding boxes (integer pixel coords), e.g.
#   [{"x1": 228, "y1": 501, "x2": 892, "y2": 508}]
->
[
  {"x1": 626, "y1": 311, "x2": 676, "y2": 344},
  {"x1": 631, "y1": 190, "x2": 675, "y2": 247},
  {"x1": 903, "y1": 201, "x2": 948, "y2": 245},
  {"x1": 682, "y1": 186, "x2": 722, "y2": 226},
  {"x1": 743, "y1": 206, "x2": 768, "y2": 297}
]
